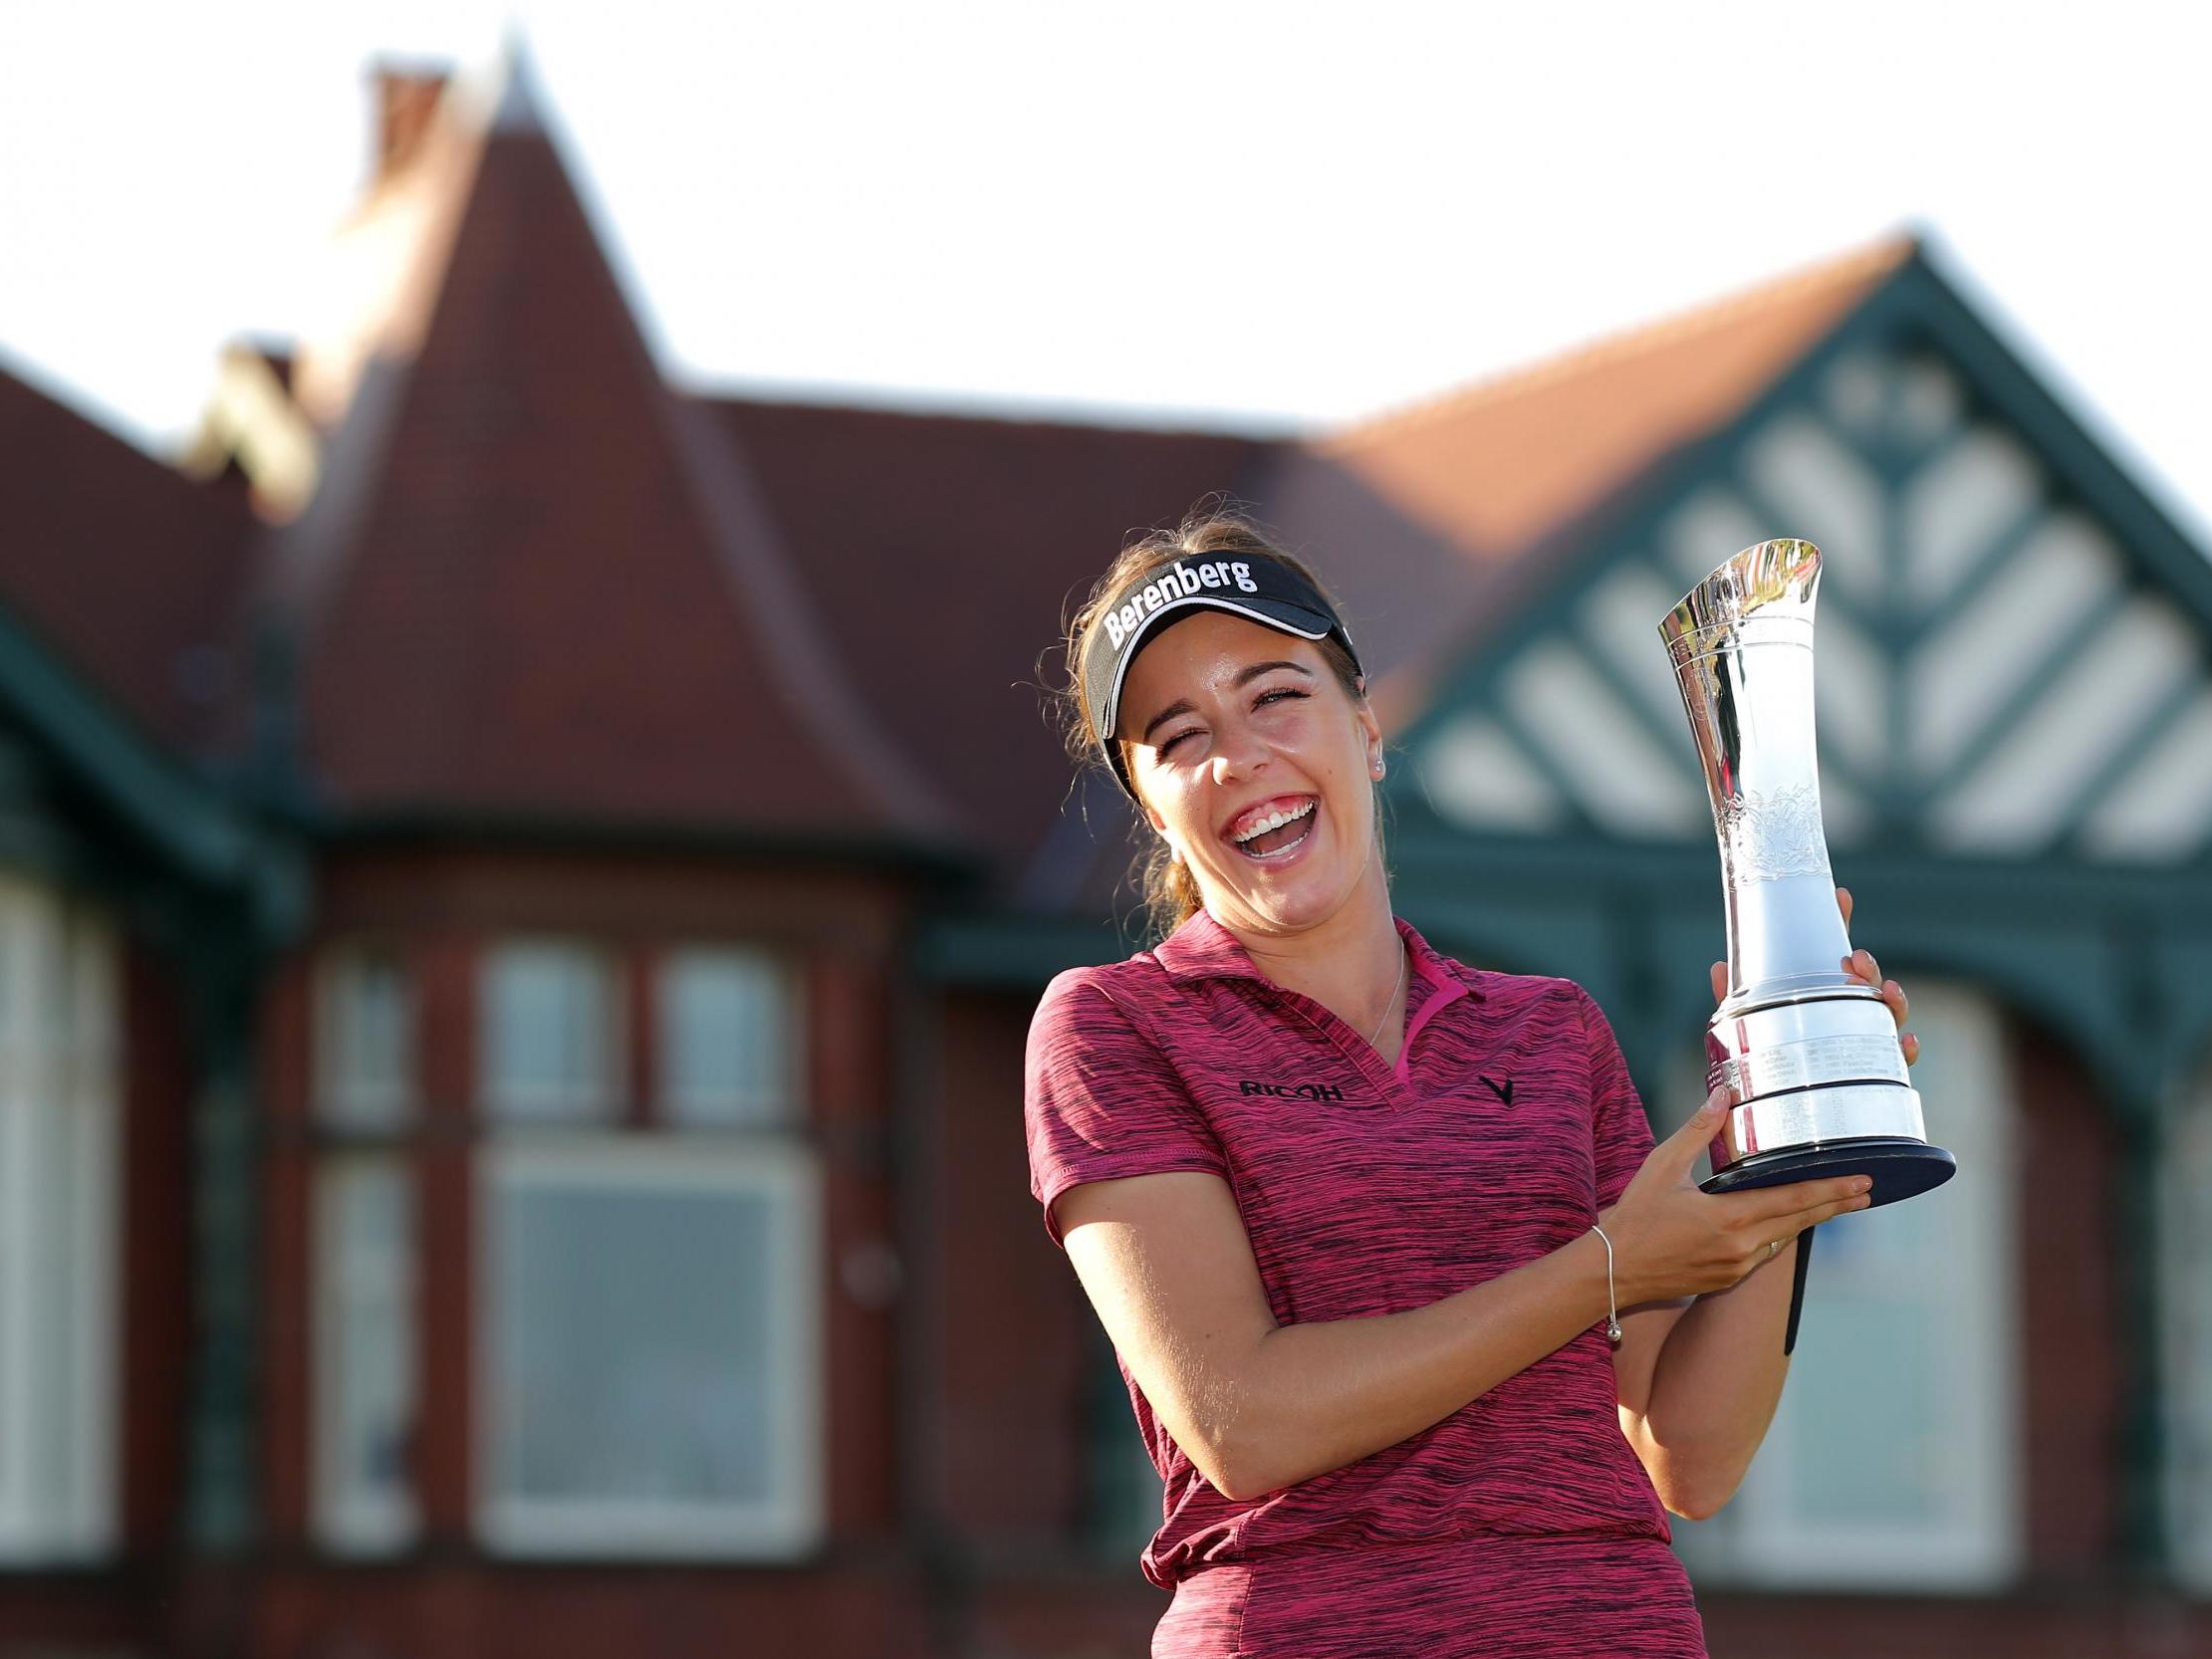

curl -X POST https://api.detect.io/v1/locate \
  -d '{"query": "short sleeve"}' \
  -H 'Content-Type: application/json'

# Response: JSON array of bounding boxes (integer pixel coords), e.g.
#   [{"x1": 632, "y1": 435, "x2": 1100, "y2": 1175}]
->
[
  {"x1": 1575, "y1": 985, "x2": 1655, "y2": 1212},
  {"x1": 1024, "y1": 968, "x2": 1230, "y2": 1249}
]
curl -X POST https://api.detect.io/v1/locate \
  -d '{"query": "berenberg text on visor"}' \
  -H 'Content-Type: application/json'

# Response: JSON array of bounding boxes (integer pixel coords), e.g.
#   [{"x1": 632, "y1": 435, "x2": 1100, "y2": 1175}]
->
[{"x1": 1102, "y1": 560, "x2": 1264, "y2": 650}]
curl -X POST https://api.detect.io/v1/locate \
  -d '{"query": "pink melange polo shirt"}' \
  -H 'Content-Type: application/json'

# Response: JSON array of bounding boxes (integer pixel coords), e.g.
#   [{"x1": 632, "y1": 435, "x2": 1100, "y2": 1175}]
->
[{"x1": 1024, "y1": 905, "x2": 1670, "y2": 1594}]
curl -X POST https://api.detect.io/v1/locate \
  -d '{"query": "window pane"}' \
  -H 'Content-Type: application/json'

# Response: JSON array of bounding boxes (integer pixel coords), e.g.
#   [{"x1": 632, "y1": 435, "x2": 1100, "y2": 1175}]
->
[
  {"x1": 2168, "y1": 1068, "x2": 2212, "y2": 1590},
  {"x1": 319, "y1": 947, "x2": 412, "y2": 1130},
  {"x1": 478, "y1": 1146, "x2": 822, "y2": 1556},
  {"x1": 1778, "y1": 1253, "x2": 1943, "y2": 1527},
  {"x1": 1083, "y1": 1322, "x2": 1162, "y2": 1562},
  {"x1": 497, "y1": 1183, "x2": 770, "y2": 1500},
  {"x1": 659, "y1": 950, "x2": 796, "y2": 1128},
  {"x1": 313, "y1": 1158, "x2": 418, "y2": 1553},
  {"x1": 485, "y1": 944, "x2": 612, "y2": 1121},
  {"x1": 0, "y1": 882, "x2": 121, "y2": 1560},
  {"x1": 1675, "y1": 980, "x2": 2022, "y2": 1590}
]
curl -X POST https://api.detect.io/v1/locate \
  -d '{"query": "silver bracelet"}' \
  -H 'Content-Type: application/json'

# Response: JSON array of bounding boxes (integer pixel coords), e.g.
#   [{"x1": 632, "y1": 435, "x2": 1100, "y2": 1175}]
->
[{"x1": 1590, "y1": 1222, "x2": 1623, "y2": 1344}]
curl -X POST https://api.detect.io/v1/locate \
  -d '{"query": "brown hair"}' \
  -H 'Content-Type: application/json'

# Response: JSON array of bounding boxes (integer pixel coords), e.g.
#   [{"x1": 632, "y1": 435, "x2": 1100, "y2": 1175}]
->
[{"x1": 1052, "y1": 497, "x2": 1387, "y2": 942}]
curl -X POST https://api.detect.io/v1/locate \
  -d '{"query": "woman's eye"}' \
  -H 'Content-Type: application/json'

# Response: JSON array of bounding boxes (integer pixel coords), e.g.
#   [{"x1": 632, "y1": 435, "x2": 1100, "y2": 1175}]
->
[{"x1": 1157, "y1": 689, "x2": 1307, "y2": 758}]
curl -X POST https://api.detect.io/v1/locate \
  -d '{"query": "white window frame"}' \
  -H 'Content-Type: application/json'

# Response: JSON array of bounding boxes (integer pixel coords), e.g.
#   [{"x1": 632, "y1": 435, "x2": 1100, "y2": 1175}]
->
[
  {"x1": 0, "y1": 876, "x2": 121, "y2": 1562},
  {"x1": 1085, "y1": 1322, "x2": 1167, "y2": 1560},
  {"x1": 311, "y1": 1151, "x2": 421, "y2": 1556},
  {"x1": 471, "y1": 1134, "x2": 824, "y2": 1559},
  {"x1": 2165, "y1": 1052, "x2": 2212, "y2": 1592},
  {"x1": 655, "y1": 944, "x2": 802, "y2": 1129},
  {"x1": 480, "y1": 940, "x2": 621, "y2": 1122},
  {"x1": 315, "y1": 941, "x2": 415, "y2": 1131},
  {"x1": 1666, "y1": 979, "x2": 2023, "y2": 1591}
]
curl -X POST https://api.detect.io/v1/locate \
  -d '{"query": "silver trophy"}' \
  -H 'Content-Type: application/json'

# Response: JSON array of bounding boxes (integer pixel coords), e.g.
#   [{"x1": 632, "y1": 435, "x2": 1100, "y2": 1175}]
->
[{"x1": 1660, "y1": 538, "x2": 1955, "y2": 1209}]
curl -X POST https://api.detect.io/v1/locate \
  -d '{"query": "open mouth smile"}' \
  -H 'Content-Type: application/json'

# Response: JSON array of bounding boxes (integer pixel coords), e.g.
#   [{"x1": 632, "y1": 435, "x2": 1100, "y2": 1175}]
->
[{"x1": 1227, "y1": 797, "x2": 1319, "y2": 862}]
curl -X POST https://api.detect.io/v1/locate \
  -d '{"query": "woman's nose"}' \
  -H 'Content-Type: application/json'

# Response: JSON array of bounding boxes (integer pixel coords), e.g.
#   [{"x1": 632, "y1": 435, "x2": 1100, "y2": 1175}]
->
[{"x1": 1210, "y1": 721, "x2": 1271, "y2": 783}]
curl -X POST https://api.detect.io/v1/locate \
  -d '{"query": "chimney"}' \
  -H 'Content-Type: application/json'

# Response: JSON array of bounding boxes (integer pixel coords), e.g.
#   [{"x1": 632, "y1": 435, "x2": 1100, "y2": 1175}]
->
[{"x1": 370, "y1": 64, "x2": 450, "y2": 182}]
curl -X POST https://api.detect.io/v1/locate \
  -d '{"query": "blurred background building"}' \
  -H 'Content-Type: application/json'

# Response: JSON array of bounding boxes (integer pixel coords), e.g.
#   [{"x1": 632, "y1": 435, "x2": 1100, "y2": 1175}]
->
[{"x1": 2, "y1": 51, "x2": 2210, "y2": 1659}]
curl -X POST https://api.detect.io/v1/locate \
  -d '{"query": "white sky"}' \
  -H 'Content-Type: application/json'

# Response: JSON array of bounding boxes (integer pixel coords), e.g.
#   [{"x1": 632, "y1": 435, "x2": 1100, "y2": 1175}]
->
[{"x1": 3, "y1": 0, "x2": 2208, "y2": 542}]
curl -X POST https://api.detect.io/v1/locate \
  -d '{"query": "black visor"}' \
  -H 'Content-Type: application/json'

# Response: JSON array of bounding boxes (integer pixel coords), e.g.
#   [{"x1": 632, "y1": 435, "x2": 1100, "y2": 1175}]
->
[{"x1": 1084, "y1": 551, "x2": 1363, "y2": 802}]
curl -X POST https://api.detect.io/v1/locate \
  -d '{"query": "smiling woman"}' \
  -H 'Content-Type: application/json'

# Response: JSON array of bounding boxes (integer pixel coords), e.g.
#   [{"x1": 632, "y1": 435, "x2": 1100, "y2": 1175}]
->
[
  {"x1": 1055, "y1": 509, "x2": 1384, "y2": 945},
  {"x1": 1024, "y1": 502, "x2": 1903, "y2": 1658}
]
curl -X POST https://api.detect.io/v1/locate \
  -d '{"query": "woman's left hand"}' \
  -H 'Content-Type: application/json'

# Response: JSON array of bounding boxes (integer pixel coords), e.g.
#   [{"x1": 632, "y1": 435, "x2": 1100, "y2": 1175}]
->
[{"x1": 1707, "y1": 883, "x2": 1919, "y2": 1066}]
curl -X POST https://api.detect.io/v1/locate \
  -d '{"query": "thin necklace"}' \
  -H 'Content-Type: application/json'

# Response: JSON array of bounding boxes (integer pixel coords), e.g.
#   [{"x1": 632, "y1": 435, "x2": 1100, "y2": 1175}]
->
[{"x1": 1366, "y1": 942, "x2": 1407, "y2": 1049}]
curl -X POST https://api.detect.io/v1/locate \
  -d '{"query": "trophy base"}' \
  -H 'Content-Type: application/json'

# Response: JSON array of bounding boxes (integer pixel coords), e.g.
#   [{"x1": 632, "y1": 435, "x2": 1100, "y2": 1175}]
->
[{"x1": 1700, "y1": 1136, "x2": 1957, "y2": 1211}]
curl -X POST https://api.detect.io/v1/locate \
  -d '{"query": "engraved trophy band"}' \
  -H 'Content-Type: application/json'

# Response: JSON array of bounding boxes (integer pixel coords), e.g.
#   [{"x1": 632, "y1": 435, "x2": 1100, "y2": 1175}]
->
[{"x1": 1659, "y1": 538, "x2": 1955, "y2": 1208}]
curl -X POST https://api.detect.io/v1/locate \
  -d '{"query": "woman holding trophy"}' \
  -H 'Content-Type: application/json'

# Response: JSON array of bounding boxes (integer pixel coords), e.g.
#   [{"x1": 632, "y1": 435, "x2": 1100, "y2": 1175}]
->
[{"x1": 1024, "y1": 505, "x2": 1920, "y2": 1657}]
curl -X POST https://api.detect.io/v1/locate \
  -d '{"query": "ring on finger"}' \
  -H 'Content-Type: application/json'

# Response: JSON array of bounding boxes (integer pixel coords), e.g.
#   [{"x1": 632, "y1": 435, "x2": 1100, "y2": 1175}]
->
[{"x1": 1768, "y1": 1238, "x2": 1781, "y2": 1260}]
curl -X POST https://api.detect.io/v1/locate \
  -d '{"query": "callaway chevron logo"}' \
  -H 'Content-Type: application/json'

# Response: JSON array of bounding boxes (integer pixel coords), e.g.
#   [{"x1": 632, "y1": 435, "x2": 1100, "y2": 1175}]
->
[{"x1": 1480, "y1": 1074, "x2": 1515, "y2": 1105}]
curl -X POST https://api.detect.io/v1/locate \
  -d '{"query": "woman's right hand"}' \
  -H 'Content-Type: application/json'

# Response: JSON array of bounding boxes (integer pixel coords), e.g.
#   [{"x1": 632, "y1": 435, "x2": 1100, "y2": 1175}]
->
[{"x1": 1597, "y1": 1084, "x2": 1872, "y2": 1304}]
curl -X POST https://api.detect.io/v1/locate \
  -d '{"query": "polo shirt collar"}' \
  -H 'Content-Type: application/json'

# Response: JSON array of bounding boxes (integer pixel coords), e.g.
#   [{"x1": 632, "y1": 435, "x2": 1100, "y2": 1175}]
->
[{"x1": 1152, "y1": 906, "x2": 1482, "y2": 1002}]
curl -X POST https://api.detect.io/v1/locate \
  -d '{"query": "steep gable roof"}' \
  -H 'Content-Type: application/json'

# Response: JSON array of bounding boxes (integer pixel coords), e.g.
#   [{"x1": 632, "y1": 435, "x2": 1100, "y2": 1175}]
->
[
  {"x1": 239, "y1": 66, "x2": 961, "y2": 848},
  {"x1": 1279, "y1": 238, "x2": 1923, "y2": 741},
  {"x1": 1380, "y1": 242, "x2": 2212, "y2": 875},
  {"x1": 1321, "y1": 237, "x2": 1916, "y2": 561}
]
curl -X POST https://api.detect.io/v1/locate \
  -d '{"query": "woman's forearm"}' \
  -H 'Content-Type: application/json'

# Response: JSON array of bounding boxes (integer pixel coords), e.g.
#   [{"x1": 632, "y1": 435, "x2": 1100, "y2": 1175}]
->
[
  {"x1": 1632, "y1": 1234, "x2": 1799, "y2": 1517},
  {"x1": 1214, "y1": 1232, "x2": 1614, "y2": 1500}
]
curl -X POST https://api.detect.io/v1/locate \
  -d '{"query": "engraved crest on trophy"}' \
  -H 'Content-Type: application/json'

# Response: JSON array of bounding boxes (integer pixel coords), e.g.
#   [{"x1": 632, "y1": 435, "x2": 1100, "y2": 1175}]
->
[{"x1": 1659, "y1": 538, "x2": 1956, "y2": 1208}]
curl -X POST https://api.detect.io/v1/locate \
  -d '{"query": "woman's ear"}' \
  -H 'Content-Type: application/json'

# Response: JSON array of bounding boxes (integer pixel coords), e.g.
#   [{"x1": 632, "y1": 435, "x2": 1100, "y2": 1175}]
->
[
  {"x1": 1134, "y1": 779, "x2": 1170, "y2": 838},
  {"x1": 1138, "y1": 786, "x2": 1182, "y2": 862},
  {"x1": 1151, "y1": 809, "x2": 1183, "y2": 863}
]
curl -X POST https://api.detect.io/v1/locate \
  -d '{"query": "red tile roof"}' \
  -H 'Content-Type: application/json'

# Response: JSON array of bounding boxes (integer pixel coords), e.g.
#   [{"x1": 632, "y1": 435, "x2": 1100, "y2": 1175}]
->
[
  {"x1": 1301, "y1": 238, "x2": 1917, "y2": 738},
  {"x1": 1320, "y1": 238, "x2": 1914, "y2": 559},
  {"x1": 704, "y1": 393, "x2": 1268, "y2": 876},
  {"x1": 0, "y1": 359, "x2": 258, "y2": 754},
  {"x1": 0, "y1": 59, "x2": 1908, "y2": 898}
]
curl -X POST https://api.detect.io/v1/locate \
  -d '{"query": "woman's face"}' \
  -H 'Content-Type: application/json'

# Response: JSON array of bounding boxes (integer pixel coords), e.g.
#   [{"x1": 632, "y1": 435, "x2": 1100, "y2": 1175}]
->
[{"x1": 1116, "y1": 608, "x2": 1384, "y2": 937}]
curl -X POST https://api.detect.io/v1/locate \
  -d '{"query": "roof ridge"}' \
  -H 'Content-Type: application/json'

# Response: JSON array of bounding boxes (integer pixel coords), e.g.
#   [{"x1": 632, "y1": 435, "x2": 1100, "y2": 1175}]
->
[{"x1": 1321, "y1": 233, "x2": 1917, "y2": 455}]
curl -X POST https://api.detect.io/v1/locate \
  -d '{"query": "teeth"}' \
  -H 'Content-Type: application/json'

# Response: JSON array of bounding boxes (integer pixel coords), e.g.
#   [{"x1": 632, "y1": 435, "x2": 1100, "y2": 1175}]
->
[{"x1": 1232, "y1": 799, "x2": 1316, "y2": 843}]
